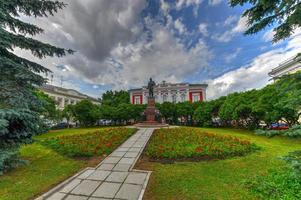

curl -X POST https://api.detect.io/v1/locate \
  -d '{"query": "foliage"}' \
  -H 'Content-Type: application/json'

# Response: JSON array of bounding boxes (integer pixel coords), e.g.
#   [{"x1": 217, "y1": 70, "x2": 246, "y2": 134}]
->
[
  {"x1": 0, "y1": 148, "x2": 25, "y2": 175},
  {"x1": 39, "y1": 127, "x2": 135, "y2": 157},
  {"x1": 247, "y1": 150, "x2": 301, "y2": 200},
  {"x1": 145, "y1": 127, "x2": 258, "y2": 160},
  {"x1": 246, "y1": 168, "x2": 301, "y2": 200},
  {"x1": 255, "y1": 125, "x2": 301, "y2": 138},
  {"x1": 33, "y1": 90, "x2": 59, "y2": 120},
  {"x1": 230, "y1": 0, "x2": 301, "y2": 42},
  {"x1": 0, "y1": 0, "x2": 71, "y2": 173},
  {"x1": 101, "y1": 90, "x2": 130, "y2": 106},
  {"x1": 282, "y1": 150, "x2": 301, "y2": 176},
  {"x1": 72, "y1": 99, "x2": 100, "y2": 126},
  {"x1": 157, "y1": 102, "x2": 178, "y2": 124}
]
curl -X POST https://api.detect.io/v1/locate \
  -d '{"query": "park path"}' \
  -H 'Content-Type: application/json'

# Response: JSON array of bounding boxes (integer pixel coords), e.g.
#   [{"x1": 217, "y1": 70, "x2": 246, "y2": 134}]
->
[{"x1": 37, "y1": 128, "x2": 154, "y2": 200}]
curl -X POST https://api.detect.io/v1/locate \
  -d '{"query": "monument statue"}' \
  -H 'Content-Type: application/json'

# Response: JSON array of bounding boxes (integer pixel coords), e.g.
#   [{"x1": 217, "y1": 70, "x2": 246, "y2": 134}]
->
[{"x1": 147, "y1": 78, "x2": 156, "y2": 98}]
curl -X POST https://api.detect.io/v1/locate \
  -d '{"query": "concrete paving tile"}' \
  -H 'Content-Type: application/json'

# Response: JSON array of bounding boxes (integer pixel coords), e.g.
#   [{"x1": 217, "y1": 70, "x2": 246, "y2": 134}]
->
[
  {"x1": 124, "y1": 152, "x2": 139, "y2": 158},
  {"x1": 105, "y1": 171, "x2": 128, "y2": 183},
  {"x1": 92, "y1": 182, "x2": 121, "y2": 198},
  {"x1": 78, "y1": 169, "x2": 95, "y2": 179},
  {"x1": 97, "y1": 163, "x2": 115, "y2": 171},
  {"x1": 119, "y1": 157, "x2": 135, "y2": 165},
  {"x1": 112, "y1": 164, "x2": 131, "y2": 172},
  {"x1": 65, "y1": 194, "x2": 88, "y2": 200},
  {"x1": 116, "y1": 147, "x2": 129, "y2": 152},
  {"x1": 110, "y1": 151, "x2": 126, "y2": 157},
  {"x1": 102, "y1": 157, "x2": 121, "y2": 164},
  {"x1": 71, "y1": 180, "x2": 100, "y2": 196},
  {"x1": 47, "y1": 192, "x2": 66, "y2": 200},
  {"x1": 125, "y1": 172, "x2": 148, "y2": 185},
  {"x1": 115, "y1": 184, "x2": 142, "y2": 200},
  {"x1": 60, "y1": 178, "x2": 82, "y2": 193},
  {"x1": 87, "y1": 170, "x2": 111, "y2": 181},
  {"x1": 88, "y1": 198, "x2": 108, "y2": 200},
  {"x1": 128, "y1": 147, "x2": 141, "y2": 152}
]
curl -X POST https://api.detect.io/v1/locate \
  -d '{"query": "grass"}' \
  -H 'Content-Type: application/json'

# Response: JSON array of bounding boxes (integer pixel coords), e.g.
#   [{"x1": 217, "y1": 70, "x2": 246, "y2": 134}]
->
[
  {"x1": 0, "y1": 127, "x2": 134, "y2": 200},
  {"x1": 146, "y1": 127, "x2": 258, "y2": 160},
  {"x1": 139, "y1": 128, "x2": 301, "y2": 200}
]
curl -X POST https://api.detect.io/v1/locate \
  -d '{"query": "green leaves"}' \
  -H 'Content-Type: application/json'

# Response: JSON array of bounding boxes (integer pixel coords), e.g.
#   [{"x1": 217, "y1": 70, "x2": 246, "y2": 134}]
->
[{"x1": 229, "y1": 0, "x2": 301, "y2": 42}]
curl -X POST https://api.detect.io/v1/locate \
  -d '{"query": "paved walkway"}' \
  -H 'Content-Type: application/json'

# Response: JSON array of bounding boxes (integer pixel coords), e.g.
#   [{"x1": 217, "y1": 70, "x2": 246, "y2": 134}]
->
[{"x1": 37, "y1": 128, "x2": 154, "y2": 200}]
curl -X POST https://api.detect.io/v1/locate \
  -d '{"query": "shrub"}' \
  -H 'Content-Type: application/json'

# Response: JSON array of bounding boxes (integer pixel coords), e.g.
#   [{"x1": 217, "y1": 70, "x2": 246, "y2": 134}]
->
[
  {"x1": 145, "y1": 127, "x2": 258, "y2": 160},
  {"x1": 255, "y1": 125, "x2": 301, "y2": 138},
  {"x1": 0, "y1": 148, "x2": 26, "y2": 175},
  {"x1": 39, "y1": 127, "x2": 136, "y2": 157},
  {"x1": 282, "y1": 150, "x2": 301, "y2": 176}
]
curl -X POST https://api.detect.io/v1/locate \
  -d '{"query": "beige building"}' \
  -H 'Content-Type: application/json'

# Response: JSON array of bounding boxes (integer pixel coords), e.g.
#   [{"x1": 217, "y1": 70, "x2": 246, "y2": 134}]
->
[
  {"x1": 268, "y1": 54, "x2": 301, "y2": 79},
  {"x1": 40, "y1": 84, "x2": 100, "y2": 109}
]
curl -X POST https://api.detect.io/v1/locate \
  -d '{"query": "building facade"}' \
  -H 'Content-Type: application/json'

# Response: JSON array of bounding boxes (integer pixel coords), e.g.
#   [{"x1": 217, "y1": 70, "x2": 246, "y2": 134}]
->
[
  {"x1": 129, "y1": 81, "x2": 208, "y2": 104},
  {"x1": 40, "y1": 84, "x2": 100, "y2": 109},
  {"x1": 268, "y1": 54, "x2": 301, "y2": 79}
]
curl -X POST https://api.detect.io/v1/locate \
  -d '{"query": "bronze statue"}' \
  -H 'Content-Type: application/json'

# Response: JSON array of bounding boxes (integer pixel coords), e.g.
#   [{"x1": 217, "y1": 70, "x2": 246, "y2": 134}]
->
[{"x1": 147, "y1": 78, "x2": 156, "y2": 98}]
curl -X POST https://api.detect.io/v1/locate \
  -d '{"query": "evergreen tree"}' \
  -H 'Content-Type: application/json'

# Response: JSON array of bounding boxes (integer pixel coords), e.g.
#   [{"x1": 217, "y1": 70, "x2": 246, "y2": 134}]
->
[
  {"x1": 230, "y1": 0, "x2": 301, "y2": 42},
  {"x1": 0, "y1": 0, "x2": 72, "y2": 173}
]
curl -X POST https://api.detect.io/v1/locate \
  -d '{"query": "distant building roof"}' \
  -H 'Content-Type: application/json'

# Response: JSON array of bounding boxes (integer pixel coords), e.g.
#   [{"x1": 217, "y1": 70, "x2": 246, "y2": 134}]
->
[
  {"x1": 268, "y1": 54, "x2": 301, "y2": 78},
  {"x1": 128, "y1": 82, "x2": 208, "y2": 91},
  {"x1": 40, "y1": 84, "x2": 99, "y2": 102}
]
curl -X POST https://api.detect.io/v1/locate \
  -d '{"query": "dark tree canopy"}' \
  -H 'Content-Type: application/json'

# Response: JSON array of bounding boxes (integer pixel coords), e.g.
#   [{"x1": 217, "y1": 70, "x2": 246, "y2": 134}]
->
[
  {"x1": 230, "y1": 0, "x2": 301, "y2": 42},
  {"x1": 0, "y1": 0, "x2": 72, "y2": 146}
]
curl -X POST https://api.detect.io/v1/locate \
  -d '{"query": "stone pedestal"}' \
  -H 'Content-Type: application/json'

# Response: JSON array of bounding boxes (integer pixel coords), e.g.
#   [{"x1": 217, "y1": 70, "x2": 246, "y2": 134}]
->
[
  {"x1": 145, "y1": 97, "x2": 156, "y2": 122},
  {"x1": 134, "y1": 97, "x2": 169, "y2": 128}
]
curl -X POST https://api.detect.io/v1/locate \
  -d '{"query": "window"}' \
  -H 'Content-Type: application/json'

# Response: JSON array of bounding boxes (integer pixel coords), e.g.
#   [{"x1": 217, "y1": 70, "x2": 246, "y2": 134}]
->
[
  {"x1": 163, "y1": 95, "x2": 167, "y2": 102},
  {"x1": 181, "y1": 94, "x2": 186, "y2": 102},
  {"x1": 134, "y1": 96, "x2": 140, "y2": 104},
  {"x1": 172, "y1": 95, "x2": 177, "y2": 103},
  {"x1": 192, "y1": 94, "x2": 199, "y2": 102}
]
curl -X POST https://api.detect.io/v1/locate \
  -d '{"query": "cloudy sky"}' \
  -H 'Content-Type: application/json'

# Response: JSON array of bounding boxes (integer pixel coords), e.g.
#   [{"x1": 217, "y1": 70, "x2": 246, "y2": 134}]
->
[{"x1": 16, "y1": 0, "x2": 301, "y2": 99}]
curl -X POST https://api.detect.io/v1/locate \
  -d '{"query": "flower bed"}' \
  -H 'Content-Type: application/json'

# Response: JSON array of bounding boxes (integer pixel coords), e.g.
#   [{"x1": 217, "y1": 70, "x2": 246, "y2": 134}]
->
[
  {"x1": 145, "y1": 127, "x2": 258, "y2": 160},
  {"x1": 39, "y1": 127, "x2": 136, "y2": 157}
]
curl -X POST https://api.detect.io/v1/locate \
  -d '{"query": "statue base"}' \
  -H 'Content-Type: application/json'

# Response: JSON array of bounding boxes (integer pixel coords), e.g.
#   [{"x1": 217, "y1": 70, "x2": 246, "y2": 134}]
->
[{"x1": 134, "y1": 97, "x2": 169, "y2": 128}]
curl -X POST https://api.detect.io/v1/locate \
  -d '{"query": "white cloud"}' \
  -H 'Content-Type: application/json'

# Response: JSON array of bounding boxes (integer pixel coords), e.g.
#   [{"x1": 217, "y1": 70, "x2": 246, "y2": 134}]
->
[
  {"x1": 262, "y1": 29, "x2": 276, "y2": 42},
  {"x1": 213, "y1": 16, "x2": 249, "y2": 42},
  {"x1": 224, "y1": 48, "x2": 241, "y2": 63},
  {"x1": 224, "y1": 15, "x2": 238, "y2": 27},
  {"x1": 175, "y1": 0, "x2": 203, "y2": 9},
  {"x1": 206, "y1": 33, "x2": 301, "y2": 99},
  {"x1": 174, "y1": 18, "x2": 187, "y2": 34},
  {"x1": 198, "y1": 23, "x2": 208, "y2": 36},
  {"x1": 208, "y1": 0, "x2": 223, "y2": 6}
]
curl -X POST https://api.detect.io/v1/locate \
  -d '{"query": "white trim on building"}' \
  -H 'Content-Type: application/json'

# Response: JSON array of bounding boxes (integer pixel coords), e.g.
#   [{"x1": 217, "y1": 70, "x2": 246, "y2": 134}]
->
[
  {"x1": 268, "y1": 54, "x2": 301, "y2": 79},
  {"x1": 129, "y1": 81, "x2": 208, "y2": 104},
  {"x1": 40, "y1": 84, "x2": 100, "y2": 109}
]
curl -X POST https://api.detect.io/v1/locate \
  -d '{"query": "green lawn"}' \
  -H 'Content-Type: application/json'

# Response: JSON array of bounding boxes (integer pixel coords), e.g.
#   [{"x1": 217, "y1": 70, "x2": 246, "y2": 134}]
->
[
  {"x1": 141, "y1": 128, "x2": 301, "y2": 200},
  {"x1": 0, "y1": 127, "x2": 131, "y2": 200}
]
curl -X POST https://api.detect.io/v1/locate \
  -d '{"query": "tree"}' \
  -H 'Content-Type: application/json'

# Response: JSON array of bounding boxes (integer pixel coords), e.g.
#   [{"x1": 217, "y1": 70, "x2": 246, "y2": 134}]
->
[
  {"x1": 230, "y1": 0, "x2": 301, "y2": 42},
  {"x1": 0, "y1": 0, "x2": 72, "y2": 173},
  {"x1": 33, "y1": 90, "x2": 58, "y2": 120},
  {"x1": 177, "y1": 102, "x2": 194, "y2": 125},
  {"x1": 72, "y1": 100, "x2": 100, "y2": 126},
  {"x1": 101, "y1": 90, "x2": 130, "y2": 106},
  {"x1": 158, "y1": 102, "x2": 178, "y2": 124},
  {"x1": 62, "y1": 104, "x2": 75, "y2": 127},
  {"x1": 193, "y1": 102, "x2": 213, "y2": 127}
]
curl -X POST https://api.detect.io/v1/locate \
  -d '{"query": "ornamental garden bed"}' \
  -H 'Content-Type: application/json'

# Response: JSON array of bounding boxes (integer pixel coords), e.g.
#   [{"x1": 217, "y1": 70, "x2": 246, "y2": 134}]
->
[
  {"x1": 39, "y1": 127, "x2": 136, "y2": 157},
  {"x1": 144, "y1": 127, "x2": 259, "y2": 162}
]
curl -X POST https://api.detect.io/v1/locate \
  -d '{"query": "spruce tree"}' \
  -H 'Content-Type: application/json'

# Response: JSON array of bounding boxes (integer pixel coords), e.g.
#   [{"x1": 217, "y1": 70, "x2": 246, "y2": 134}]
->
[{"x1": 0, "y1": 0, "x2": 72, "y2": 173}]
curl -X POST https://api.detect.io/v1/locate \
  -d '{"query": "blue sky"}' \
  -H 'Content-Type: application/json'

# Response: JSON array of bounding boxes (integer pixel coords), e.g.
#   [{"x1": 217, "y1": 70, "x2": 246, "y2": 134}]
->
[{"x1": 16, "y1": 0, "x2": 301, "y2": 99}]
